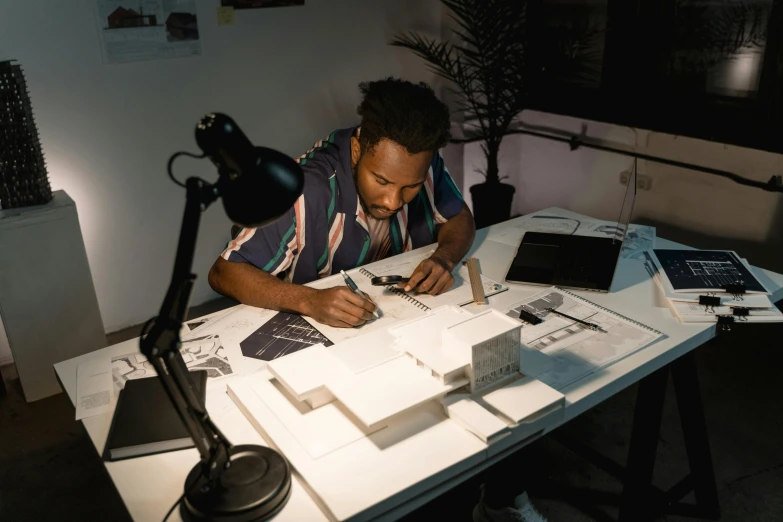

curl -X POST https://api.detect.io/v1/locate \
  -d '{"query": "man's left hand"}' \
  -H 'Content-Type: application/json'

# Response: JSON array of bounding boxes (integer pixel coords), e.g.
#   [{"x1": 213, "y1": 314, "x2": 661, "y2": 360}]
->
[{"x1": 400, "y1": 255, "x2": 455, "y2": 295}]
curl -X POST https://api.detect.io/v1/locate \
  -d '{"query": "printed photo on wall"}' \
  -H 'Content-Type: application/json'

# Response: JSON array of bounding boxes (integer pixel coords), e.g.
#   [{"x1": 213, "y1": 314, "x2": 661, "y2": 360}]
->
[
  {"x1": 93, "y1": 0, "x2": 201, "y2": 64},
  {"x1": 221, "y1": 0, "x2": 304, "y2": 9}
]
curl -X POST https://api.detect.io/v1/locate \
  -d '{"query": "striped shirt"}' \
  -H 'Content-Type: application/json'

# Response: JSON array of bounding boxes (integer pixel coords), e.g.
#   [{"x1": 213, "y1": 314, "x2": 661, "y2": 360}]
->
[{"x1": 220, "y1": 126, "x2": 464, "y2": 284}]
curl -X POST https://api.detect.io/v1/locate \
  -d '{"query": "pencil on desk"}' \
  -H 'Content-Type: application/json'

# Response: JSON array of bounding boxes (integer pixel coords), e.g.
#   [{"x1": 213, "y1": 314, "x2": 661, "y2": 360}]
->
[{"x1": 546, "y1": 308, "x2": 605, "y2": 332}]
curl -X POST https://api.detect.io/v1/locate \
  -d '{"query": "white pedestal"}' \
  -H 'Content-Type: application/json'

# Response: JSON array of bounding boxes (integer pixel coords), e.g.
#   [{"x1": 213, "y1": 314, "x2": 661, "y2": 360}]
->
[{"x1": 0, "y1": 190, "x2": 105, "y2": 402}]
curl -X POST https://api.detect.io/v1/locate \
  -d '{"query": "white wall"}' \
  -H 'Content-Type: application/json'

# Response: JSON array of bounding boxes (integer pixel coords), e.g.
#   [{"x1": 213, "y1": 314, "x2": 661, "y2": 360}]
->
[
  {"x1": 462, "y1": 110, "x2": 783, "y2": 247},
  {"x1": 0, "y1": 0, "x2": 443, "y2": 338},
  {"x1": 0, "y1": 320, "x2": 10, "y2": 367}
]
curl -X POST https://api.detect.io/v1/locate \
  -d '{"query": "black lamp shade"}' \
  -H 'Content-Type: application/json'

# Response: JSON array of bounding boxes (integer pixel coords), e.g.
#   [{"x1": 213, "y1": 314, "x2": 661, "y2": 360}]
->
[
  {"x1": 218, "y1": 146, "x2": 304, "y2": 228},
  {"x1": 194, "y1": 113, "x2": 304, "y2": 229}
]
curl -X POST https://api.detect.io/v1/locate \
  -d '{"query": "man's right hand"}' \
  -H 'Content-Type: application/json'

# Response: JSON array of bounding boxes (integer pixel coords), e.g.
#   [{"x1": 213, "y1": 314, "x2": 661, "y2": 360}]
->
[{"x1": 304, "y1": 287, "x2": 377, "y2": 328}]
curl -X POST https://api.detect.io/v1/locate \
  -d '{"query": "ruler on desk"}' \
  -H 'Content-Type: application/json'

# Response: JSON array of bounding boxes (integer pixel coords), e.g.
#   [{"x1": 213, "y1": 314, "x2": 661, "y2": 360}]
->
[{"x1": 464, "y1": 257, "x2": 487, "y2": 305}]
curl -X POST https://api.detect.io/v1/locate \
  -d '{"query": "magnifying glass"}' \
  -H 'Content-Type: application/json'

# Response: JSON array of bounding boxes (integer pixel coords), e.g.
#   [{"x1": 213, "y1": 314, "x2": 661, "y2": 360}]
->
[{"x1": 371, "y1": 275, "x2": 410, "y2": 286}]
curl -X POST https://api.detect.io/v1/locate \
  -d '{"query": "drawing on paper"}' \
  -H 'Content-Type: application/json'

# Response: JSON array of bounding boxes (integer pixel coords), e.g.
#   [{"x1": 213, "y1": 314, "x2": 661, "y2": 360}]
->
[
  {"x1": 240, "y1": 312, "x2": 332, "y2": 361},
  {"x1": 111, "y1": 334, "x2": 233, "y2": 395},
  {"x1": 653, "y1": 249, "x2": 765, "y2": 292},
  {"x1": 585, "y1": 223, "x2": 655, "y2": 260},
  {"x1": 180, "y1": 335, "x2": 234, "y2": 378},
  {"x1": 504, "y1": 289, "x2": 661, "y2": 390}
]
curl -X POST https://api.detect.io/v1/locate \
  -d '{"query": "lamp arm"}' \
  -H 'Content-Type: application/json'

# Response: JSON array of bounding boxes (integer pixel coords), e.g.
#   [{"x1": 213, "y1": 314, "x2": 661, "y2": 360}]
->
[{"x1": 139, "y1": 176, "x2": 232, "y2": 482}]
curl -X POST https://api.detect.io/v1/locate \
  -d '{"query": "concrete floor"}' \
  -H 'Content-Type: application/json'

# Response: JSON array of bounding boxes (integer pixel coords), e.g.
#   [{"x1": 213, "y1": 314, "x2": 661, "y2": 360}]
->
[{"x1": 1, "y1": 296, "x2": 782, "y2": 522}]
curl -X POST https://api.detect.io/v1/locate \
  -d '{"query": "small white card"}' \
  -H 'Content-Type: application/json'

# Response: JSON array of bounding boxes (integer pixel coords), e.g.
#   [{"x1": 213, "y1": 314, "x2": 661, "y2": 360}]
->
[{"x1": 75, "y1": 358, "x2": 113, "y2": 420}]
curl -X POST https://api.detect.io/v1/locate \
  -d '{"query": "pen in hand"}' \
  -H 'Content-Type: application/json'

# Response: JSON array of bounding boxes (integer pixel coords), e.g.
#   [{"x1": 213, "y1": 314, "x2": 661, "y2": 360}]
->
[{"x1": 340, "y1": 270, "x2": 380, "y2": 319}]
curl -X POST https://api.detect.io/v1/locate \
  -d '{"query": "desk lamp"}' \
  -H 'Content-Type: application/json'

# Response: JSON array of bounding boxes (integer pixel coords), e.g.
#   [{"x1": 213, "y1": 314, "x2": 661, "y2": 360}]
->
[{"x1": 139, "y1": 113, "x2": 303, "y2": 521}]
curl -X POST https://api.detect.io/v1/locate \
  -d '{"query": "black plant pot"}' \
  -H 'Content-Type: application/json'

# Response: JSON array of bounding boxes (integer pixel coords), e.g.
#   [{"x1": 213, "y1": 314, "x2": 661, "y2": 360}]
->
[{"x1": 470, "y1": 182, "x2": 515, "y2": 229}]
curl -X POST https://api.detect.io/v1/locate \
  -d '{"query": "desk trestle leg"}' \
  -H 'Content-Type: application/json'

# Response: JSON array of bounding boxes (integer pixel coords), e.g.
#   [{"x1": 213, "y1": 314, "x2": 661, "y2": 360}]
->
[{"x1": 541, "y1": 351, "x2": 720, "y2": 522}]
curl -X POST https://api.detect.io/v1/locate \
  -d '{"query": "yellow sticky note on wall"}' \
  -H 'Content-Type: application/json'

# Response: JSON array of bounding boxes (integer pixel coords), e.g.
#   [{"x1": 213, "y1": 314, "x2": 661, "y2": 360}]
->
[{"x1": 217, "y1": 6, "x2": 235, "y2": 26}]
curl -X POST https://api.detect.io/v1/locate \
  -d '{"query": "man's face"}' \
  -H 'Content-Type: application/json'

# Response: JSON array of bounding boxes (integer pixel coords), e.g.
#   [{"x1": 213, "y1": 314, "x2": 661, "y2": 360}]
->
[{"x1": 351, "y1": 136, "x2": 433, "y2": 220}]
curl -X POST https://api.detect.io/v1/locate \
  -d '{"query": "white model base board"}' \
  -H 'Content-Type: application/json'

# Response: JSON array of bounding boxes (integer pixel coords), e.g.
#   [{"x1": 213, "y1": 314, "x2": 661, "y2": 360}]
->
[{"x1": 229, "y1": 373, "x2": 487, "y2": 522}]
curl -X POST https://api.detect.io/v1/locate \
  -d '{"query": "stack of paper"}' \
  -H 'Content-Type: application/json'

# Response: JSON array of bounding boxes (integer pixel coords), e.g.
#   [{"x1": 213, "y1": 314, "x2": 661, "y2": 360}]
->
[{"x1": 647, "y1": 249, "x2": 783, "y2": 324}]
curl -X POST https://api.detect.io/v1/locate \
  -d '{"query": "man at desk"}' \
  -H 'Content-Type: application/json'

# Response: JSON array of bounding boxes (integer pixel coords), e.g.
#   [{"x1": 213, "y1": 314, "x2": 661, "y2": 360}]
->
[
  {"x1": 208, "y1": 78, "x2": 546, "y2": 522},
  {"x1": 208, "y1": 77, "x2": 474, "y2": 327}
]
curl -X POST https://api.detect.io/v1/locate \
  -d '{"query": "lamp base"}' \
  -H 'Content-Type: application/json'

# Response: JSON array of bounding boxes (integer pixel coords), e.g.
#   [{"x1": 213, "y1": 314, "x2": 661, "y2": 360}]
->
[{"x1": 180, "y1": 445, "x2": 292, "y2": 522}]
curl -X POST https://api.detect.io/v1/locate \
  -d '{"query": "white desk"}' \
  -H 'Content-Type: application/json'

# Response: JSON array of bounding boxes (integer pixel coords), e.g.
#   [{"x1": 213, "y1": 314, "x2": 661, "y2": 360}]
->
[{"x1": 54, "y1": 213, "x2": 783, "y2": 522}]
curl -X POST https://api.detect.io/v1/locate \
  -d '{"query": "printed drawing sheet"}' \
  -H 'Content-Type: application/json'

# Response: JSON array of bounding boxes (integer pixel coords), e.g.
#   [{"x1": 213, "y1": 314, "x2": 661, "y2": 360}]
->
[
  {"x1": 239, "y1": 312, "x2": 332, "y2": 361},
  {"x1": 93, "y1": 0, "x2": 201, "y2": 65},
  {"x1": 110, "y1": 334, "x2": 234, "y2": 397},
  {"x1": 488, "y1": 212, "x2": 655, "y2": 260},
  {"x1": 504, "y1": 288, "x2": 663, "y2": 390}
]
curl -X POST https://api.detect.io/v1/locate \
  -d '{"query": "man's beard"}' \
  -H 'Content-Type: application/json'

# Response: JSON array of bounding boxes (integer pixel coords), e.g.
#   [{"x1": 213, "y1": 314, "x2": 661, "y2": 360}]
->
[{"x1": 353, "y1": 161, "x2": 399, "y2": 220}]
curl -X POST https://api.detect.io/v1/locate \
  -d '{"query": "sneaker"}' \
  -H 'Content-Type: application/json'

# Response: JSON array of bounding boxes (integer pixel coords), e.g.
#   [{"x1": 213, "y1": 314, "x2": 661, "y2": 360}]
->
[{"x1": 473, "y1": 490, "x2": 548, "y2": 522}]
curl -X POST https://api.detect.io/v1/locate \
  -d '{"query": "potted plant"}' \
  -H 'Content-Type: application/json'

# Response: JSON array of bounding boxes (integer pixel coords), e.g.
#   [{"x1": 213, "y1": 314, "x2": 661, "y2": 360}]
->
[{"x1": 391, "y1": 0, "x2": 527, "y2": 228}]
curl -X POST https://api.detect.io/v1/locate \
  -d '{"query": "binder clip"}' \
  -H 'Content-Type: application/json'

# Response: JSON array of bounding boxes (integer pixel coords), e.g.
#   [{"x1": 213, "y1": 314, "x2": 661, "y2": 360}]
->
[
  {"x1": 699, "y1": 295, "x2": 721, "y2": 313},
  {"x1": 717, "y1": 315, "x2": 734, "y2": 332},
  {"x1": 724, "y1": 281, "x2": 746, "y2": 301},
  {"x1": 518, "y1": 308, "x2": 544, "y2": 325},
  {"x1": 732, "y1": 307, "x2": 750, "y2": 321}
]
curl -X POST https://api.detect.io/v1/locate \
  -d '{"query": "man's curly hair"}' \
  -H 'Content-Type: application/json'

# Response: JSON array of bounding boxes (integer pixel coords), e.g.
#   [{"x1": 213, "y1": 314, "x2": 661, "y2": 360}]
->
[{"x1": 356, "y1": 77, "x2": 451, "y2": 156}]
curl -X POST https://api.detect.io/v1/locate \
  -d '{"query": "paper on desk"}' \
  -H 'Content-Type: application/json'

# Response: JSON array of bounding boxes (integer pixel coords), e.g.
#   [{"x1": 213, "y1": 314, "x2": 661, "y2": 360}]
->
[
  {"x1": 110, "y1": 334, "x2": 237, "y2": 398},
  {"x1": 184, "y1": 308, "x2": 234, "y2": 335},
  {"x1": 76, "y1": 358, "x2": 113, "y2": 420},
  {"x1": 504, "y1": 287, "x2": 663, "y2": 390},
  {"x1": 487, "y1": 213, "x2": 655, "y2": 260},
  {"x1": 361, "y1": 249, "x2": 434, "y2": 277},
  {"x1": 361, "y1": 249, "x2": 505, "y2": 300},
  {"x1": 304, "y1": 273, "x2": 427, "y2": 344},
  {"x1": 182, "y1": 305, "x2": 277, "y2": 343},
  {"x1": 206, "y1": 387, "x2": 237, "y2": 421}
]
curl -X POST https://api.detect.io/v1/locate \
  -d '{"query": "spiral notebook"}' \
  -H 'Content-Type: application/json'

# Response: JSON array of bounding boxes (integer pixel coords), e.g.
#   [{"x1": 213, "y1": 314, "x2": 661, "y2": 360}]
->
[
  {"x1": 505, "y1": 286, "x2": 664, "y2": 390},
  {"x1": 304, "y1": 255, "x2": 508, "y2": 344},
  {"x1": 356, "y1": 264, "x2": 507, "y2": 311}
]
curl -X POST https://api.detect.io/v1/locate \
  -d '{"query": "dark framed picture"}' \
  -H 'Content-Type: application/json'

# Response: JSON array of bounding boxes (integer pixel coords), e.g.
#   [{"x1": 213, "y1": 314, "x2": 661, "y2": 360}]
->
[{"x1": 220, "y1": 0, "x2": 304, "y2": 9}]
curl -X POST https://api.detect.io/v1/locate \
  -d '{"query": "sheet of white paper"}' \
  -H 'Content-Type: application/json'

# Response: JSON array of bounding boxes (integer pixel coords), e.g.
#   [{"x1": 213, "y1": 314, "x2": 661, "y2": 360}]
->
[
  {"x1": 304, "y1": 258, "x2": 506, "y2": 343},
  {"x1": 76, "y1": 358, "x2": 113, "y2": 420},
  {"x1": 182, "y1": 306, "x2": 277, "y2": 343},
  {"x1": 409, "y1": 264, "x2": 506, "y2": 308},
  {"x1": 487, "y1": 213, "x2": 655, "y2": 260},
  {"x1": 205, "y1": 388, "x2": 237, "y2": 422},
  {"x1": 185, "y1": 309, "x2": 234, "y2": 336},
  {"x1": 503, "y1": 288, "x2": 663, "y2": 390},
  {"x1": 304, "y1": 273, "x2": 426, "y2": 344},
  {"x1": 361, "y1": 250, "x2": 434, "y2": 277},
  {"x1": 487, "y1": 215, "x2": 579, "y2": 246},
  {"x1": 361, "y1": 249, "x2": 507, "y2": 306}
]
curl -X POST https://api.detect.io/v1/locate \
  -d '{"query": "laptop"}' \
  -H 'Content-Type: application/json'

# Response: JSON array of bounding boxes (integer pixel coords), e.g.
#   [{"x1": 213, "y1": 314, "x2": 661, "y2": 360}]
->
[{"x1": 505, "y1": 163, "x2": 637, "y2": 292}]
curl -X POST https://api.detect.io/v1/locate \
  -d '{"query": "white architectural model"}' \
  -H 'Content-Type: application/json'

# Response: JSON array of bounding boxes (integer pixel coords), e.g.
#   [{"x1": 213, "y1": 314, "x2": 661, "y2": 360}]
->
[
  {"x1": 395, "y1": 308, "x2": 521, "y2": 392},
  {"x1": 266, "y1": 306, "x2": 562, "y2": 439},
  {"x1": 229, "y1": 305, "x2": 565, "y2": 521}
]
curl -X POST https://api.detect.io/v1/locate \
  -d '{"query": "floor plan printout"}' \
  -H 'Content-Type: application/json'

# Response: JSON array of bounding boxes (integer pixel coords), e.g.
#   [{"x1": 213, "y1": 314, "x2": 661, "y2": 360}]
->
[
  {"x1": 110, "y1": 334, "x2": 234, "y2": 396},
  {"x1": 505, "y1": 288, "x2": 663, "y2": 390},
  {"x1": 648, "y1": 249, "x2": 768, "y2": 293}
]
